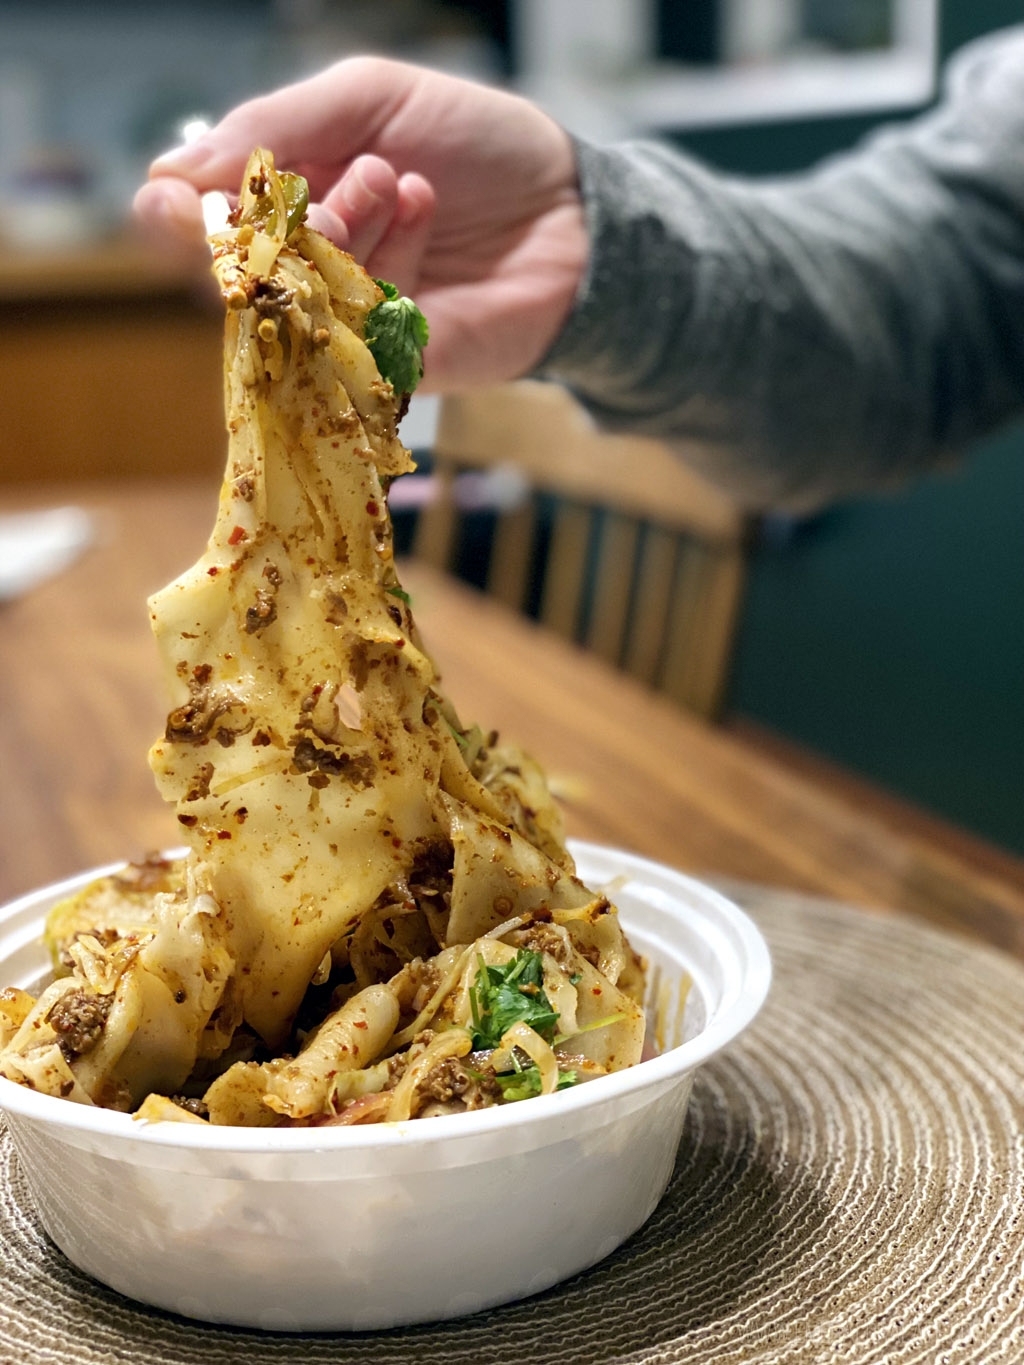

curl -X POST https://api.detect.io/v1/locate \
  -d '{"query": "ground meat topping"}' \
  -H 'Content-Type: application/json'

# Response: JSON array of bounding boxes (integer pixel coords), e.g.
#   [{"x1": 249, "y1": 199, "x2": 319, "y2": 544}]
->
[
  {"x1": 46, "y1": 989, "x2": 114, "y2": 1061},
  {"x1": 418, "y1": 1054, "x2": 501, "y2": 1111},
  {"x1": 516, "y1": 922, "x2": 574, "y2": 968},
  {"x1": 165, "y1": 688, "x2": 251, "y2": 744},
  {"x1": 171, "y1": 1095, "x2": 209, "y2": 1119},
  {"x1": 290, "y1": 737, "x2": 376, "y2": 786},
  {"x1": 245, "y1": 588, "x2": 278, "y2": 634},
  {"x1": 251, "y1": 278, "x2": 296, "y2": 316}
]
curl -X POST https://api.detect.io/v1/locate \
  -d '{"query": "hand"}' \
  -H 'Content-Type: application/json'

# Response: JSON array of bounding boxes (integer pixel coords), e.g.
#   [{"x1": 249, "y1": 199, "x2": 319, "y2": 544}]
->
[{"x1": 134, "y1": 57, "x2": 588, "y2": 392}]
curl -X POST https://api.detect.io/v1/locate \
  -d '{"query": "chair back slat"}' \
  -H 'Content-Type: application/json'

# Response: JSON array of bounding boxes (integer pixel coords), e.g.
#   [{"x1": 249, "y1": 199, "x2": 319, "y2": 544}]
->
[
  {"x1": 414, "y1": 382, "x2": 749, "y2": 719},
  {"x1": 622, "y1": 526, "x2": 679, "y2": 685},
  {"x1": 412, "y1": 462, "x2": 459, "y2": 568},
  {"x1": 584, "y1": 512, "x2": 641, "y2": 666},
  {"x1": 539, "y1": 502, "x2": 592, "y2": 638},
  {"x1": 661, "y1": 545, "x2": 747, "y2": 716},
  {"x1": 486, "y1": 500, "x2": 536, "y2": 611}
]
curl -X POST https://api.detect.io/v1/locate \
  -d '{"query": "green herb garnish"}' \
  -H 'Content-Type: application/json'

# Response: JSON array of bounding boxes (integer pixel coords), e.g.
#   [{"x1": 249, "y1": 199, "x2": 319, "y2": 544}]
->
[
  {"x1": 385, "y1": 585, "x2": 412, "y2": 606},
  {"x1": 443, "y1": 715, "x2": 469, "y2": 751},
  {"x1": 366, "y1": 279, "x2": 429, "y2": 396},
  {"x1": 240, "y1": 164, "x2": 308, "y2": 238},
  {"x1": 494, "y1": 1055, "x2": 579, "y2": 1103},
  {"x1": 468, "y1": 949, "x2": 559, "y2": 1051}
]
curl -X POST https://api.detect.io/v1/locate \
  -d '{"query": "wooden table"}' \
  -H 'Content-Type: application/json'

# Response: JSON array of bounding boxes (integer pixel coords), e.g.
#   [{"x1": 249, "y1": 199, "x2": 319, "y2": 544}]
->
[{"x1": 3, "y1": 477, "x2": 1024, "y2": 959}]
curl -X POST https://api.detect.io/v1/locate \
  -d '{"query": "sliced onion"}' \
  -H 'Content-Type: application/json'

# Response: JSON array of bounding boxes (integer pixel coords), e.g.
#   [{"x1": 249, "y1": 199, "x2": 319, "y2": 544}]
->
[
  {"x1": 496, "y1": 1022, "x2": 558, "y2": 1095},
  {"x1": 388, "y1": 945, "x2": 474, "y2": 1050}
]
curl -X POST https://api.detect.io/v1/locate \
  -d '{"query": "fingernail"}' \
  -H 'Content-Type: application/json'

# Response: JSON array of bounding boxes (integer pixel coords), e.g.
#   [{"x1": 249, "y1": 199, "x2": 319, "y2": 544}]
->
[
  {"x1": 151, "y1": 139, "x2": 213, "y2": 174},
  {"x1": 349, "y1": 161, "x2": 383, "y2": 207}
]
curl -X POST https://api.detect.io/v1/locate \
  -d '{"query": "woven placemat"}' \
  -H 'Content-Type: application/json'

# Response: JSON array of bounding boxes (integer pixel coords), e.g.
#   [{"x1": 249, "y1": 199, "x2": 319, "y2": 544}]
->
[{"x1": 0, "y1": 887, "x2": 1021, "y2": 1365}]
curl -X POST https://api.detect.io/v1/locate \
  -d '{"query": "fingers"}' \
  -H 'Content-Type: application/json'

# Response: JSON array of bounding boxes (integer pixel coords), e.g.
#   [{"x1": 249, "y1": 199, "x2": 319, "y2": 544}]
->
[
  {"x1": 362, "y1": 173, "x2": 437, "y2": 294},
  {"x1": 319, "y1": 155, "x2": 399, "y2": 263},
  {"x1": 132, "y1": 178, "x2": 210, "y2": 265},
  {"x1": 304, "y1": 202, "x2": 351, "y2": 249},
  {"x1": 317, "y1": 159, "x2": 436, "y2": 291},
  {"x1": 134, "y1": 145, "x2": 435, "y2": 293},
  {"x1": 134, "y1": 158, "x2": 355, "y2": 254},
  {"x1": 146, "y1": 56, "x2": 414, "y2": 197}
]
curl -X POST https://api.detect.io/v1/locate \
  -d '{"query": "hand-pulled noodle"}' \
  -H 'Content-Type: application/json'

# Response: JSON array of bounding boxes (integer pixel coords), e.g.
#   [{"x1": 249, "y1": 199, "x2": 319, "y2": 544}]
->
[{"x1": 0, "y1": 150, "x2": 646, "y2": 1125}]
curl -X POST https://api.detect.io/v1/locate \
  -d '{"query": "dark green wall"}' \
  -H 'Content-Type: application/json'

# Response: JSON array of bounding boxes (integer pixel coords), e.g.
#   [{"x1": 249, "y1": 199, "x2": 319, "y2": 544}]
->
[
  {"x1": 940, "y1": 0, "x2": 1020, "y2": 54},
  {"x1": 732, "y1": 428, "x2": 1024, "y2": 853},
  {"x1": 677, "y1": 4, "x2": 1024, "y2": 854}
]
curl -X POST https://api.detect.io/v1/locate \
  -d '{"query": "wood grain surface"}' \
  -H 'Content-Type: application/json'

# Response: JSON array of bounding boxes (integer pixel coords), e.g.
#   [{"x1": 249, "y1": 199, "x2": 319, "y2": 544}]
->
[{"x1": 2, "y1": 478, "x2": 1023, "y2": 957}]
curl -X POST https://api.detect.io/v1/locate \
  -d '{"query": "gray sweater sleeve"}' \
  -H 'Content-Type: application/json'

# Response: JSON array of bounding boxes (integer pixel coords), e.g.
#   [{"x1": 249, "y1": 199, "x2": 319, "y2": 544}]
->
[{"x1": 537, "y1": 27, "x2": 1024, "y2": 509}]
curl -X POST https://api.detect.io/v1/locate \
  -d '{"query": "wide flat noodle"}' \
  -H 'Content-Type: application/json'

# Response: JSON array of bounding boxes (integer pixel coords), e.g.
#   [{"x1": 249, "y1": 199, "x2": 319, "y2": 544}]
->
[{"x1": 0, "y1": 150, "x2": 645, "y2": 1121}]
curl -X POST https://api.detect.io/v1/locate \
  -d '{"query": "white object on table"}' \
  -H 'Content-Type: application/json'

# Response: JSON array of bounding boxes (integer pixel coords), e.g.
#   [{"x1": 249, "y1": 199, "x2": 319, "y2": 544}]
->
[{"x1": 0, "y1": 505, "x2": 95, "y2": 602}]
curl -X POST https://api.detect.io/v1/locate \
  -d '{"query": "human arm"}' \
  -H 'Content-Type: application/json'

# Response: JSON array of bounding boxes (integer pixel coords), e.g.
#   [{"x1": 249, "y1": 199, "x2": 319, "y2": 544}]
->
[
  {"x1": 539, "y1": 28, "x2": 1024, "y2": 508},
  {"x1": 136, "y1": 32, "x2": 1024, "y2": 509}
]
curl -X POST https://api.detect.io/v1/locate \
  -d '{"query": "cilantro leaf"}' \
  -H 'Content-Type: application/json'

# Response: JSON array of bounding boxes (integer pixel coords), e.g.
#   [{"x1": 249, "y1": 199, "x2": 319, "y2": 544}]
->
[
  {"x1": 495, "y1": 1057, "x2": 579, "y2": 1103},
  {"x1": 365, "y1": 279, "x2": 429, "y2": 395},
  {"x1": 468, "y1": 949, "x2": 560, "y2": 1051}
]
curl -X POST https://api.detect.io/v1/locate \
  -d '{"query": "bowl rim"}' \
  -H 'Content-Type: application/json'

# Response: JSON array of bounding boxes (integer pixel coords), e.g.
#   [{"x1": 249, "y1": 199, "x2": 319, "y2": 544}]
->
[{"x1": 0, "y1": 841, "x2": 770, "y2": 1152}]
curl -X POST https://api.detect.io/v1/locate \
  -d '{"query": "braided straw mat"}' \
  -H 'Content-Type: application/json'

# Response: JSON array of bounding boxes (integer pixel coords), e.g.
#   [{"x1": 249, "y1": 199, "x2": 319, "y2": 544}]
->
[{"x1": 0, "y1": 886, "x2": 1020, "y2": 1365}]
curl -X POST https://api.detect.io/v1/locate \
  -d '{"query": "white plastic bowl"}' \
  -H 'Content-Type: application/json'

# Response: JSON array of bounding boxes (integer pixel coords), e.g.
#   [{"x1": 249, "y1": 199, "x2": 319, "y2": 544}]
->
[{"x1": 0, "y1": 841, "x2": 770, "y2": 1331}]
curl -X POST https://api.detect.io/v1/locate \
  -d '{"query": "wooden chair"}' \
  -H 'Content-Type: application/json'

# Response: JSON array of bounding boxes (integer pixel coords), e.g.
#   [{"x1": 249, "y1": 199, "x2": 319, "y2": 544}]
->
[{"x1": 413, "y1": 380, "x2": 750, "y2": 719}]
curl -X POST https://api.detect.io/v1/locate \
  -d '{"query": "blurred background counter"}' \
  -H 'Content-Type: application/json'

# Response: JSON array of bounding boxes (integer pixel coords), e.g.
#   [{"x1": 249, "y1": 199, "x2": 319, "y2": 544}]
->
[{"x1": 0, "y1": 235, "x2": 222, "y2": 483}]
